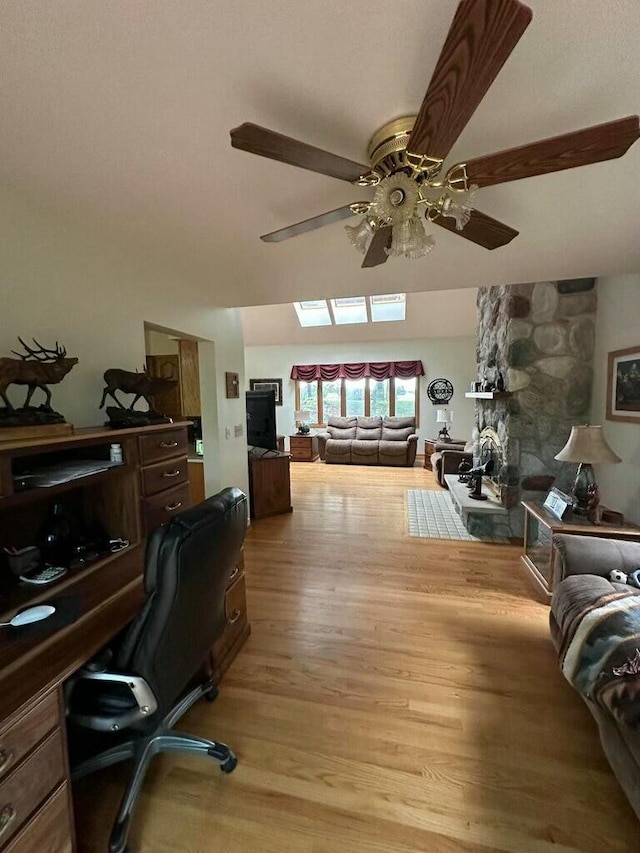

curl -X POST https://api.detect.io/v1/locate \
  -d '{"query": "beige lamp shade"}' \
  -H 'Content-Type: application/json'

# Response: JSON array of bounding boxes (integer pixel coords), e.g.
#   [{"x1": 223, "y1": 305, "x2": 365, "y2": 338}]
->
[
  {"x1": 294, "y1": 410, "x2": 310, "y2": 423},
  {"x1": 554, "y1": 425, "x2": 621, "y2": 464},
  {"x1": 436, "y1": 408, "x2": 452, "y2": 423}
]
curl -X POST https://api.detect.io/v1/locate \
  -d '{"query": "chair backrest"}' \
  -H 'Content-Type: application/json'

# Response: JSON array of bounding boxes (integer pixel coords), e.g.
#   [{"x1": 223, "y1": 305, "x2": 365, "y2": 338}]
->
[{"x1": 116, "y1": 487, "x2": 247, "y2": 714}]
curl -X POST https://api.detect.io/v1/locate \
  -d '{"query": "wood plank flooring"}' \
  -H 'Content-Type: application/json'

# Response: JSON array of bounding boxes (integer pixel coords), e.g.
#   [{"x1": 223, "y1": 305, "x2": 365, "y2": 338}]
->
[{"x1": 74, "y1": 463, "x2": 640, "y2": 852}]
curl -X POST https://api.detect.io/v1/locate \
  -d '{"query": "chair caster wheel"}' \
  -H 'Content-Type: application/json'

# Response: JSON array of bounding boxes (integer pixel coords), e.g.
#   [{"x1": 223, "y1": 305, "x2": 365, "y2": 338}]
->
[
  {"x1": 204, "y1": 685, "x2": 219, "y2": 703},
  {"x1": 220, "y1": 755, "x2": 237, "y2": 773}
]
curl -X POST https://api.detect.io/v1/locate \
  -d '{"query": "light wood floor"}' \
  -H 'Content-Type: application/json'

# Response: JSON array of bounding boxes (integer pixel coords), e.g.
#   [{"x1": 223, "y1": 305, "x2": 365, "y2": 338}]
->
[{"x1": 75, "y1": 462, "x2": 639, "y2": 852}]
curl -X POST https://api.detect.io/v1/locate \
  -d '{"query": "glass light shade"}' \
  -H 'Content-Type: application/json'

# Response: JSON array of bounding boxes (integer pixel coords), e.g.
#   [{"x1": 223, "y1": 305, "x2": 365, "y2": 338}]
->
[
  {"x1": 386, "y1": 215, "x2": 435, "y2": 259},
  {"x1": 345, "y1": 218, "x2": 375, "y2": 253},
  {"x1": 442, "y1": 185, "x2": 478, "y2": 231}
]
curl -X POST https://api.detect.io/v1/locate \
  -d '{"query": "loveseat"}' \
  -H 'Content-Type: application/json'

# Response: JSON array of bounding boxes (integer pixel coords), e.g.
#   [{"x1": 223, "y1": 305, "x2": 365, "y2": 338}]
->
[
  {"x1": 317, "y1": 416, "x2": 417, "y2": 466},
  {"x1": 550, "y1": 533, "x2": 640, "y2": 821}
]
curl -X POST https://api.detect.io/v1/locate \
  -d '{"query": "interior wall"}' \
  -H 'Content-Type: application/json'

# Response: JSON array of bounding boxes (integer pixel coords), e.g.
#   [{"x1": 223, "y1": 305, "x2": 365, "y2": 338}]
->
[
  {"x1": 0, "y1": 185, "x2": 248, "y2": 498},
  {"x1": 591, "y1": 273, "x2": 640, "y2": 524},
  {"x1": 244, "y1": 337, "x2": 477, "y2": 449},
  {"x1": 144, "y1": 329, "x2": 179, "y2": 355}
]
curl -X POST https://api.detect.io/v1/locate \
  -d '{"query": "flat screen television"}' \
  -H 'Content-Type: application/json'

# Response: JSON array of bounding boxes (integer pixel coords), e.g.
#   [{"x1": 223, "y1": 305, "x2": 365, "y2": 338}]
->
[{"x1": 246, "y1": 390, "x2": 277, "y2": 452}]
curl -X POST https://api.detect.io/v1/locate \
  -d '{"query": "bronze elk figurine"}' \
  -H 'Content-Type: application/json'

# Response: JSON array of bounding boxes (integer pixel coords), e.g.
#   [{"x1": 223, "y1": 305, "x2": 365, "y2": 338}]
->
[
  {"x1": 99, "y1": 368, "x2": 177, "y2": 411},
  {"x1": 0, "y1": 338, "x2": 78, "y2": 411}
]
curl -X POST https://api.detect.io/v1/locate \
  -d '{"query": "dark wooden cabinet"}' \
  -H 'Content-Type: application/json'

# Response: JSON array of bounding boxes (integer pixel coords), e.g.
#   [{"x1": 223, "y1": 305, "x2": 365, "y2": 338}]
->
[{"x1": 248, "y1": 451, "x2": 292, "y2": 520}]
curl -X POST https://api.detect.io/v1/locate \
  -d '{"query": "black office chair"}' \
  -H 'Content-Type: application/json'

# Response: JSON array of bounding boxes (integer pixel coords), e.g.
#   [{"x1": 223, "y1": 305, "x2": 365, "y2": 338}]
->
[{"x1": 66, "y1": 487, "x2": 247, "y2": 853}]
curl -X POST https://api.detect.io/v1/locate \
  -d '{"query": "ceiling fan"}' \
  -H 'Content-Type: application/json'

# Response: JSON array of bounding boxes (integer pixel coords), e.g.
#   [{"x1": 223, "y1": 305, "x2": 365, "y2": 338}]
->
[{"x1": 230, "y1": 0, "x2": 639, "y2": 268}]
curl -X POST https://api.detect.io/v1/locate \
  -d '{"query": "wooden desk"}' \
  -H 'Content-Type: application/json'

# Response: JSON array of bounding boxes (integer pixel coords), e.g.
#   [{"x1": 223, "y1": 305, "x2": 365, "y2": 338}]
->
[
  {"x1": 0, "y1": 423, "x2": 249, "y2": 851},
  {"x1": 521, "y1": 500, "x2": 640, "y2": 603}
]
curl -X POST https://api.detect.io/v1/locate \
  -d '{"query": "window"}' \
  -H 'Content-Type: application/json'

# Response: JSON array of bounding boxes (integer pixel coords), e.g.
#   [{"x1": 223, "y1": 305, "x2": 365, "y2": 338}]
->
[
  {"x1": 298, "y1": 380, "x2": 318, "y2": 424},
  {"x1": 295, "y1": 376, "x2": 418, "y2": 425},
  {"x1": 293, "y1": 300, "x2": 332, "y2": 327},
  {"x1": 330, "y1": 297, "x2": 367, "y2": 325}
]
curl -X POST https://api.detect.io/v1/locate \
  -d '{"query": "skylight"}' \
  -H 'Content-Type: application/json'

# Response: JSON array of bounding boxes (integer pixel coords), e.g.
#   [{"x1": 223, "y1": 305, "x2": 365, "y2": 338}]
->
[
  {"x1": 370, "y1": 293, "x2": 406, "y2": 322},
  {"x1": 330, "y1": 296, "x2": 368, "y2": 325},
  {"x1": 293, "y1": 293, "x2": 406, "y2": 327},
  {"x1": 293, "y1": 300, "x2": 332, "y2": 327}
]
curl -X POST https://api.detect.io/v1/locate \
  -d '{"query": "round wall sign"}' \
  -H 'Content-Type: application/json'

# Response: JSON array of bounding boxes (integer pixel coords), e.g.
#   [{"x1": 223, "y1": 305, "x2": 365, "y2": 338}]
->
[{"x1": 426, "y1": 378, "x2": 454, "y2": 405}]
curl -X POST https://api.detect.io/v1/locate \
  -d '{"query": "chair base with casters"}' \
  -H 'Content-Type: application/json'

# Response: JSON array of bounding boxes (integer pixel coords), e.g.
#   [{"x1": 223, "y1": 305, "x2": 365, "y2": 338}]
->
[{"x1": 70, "y1": 678, "x2": 236, "y2": 853}]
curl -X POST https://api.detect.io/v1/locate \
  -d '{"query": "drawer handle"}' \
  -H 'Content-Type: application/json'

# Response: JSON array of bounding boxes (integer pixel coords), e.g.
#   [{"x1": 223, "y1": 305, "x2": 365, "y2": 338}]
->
[
  {"x1": 0, "y1": 749, "x2": 13, "y2": 776},
  {"x1": 0, "y1": 803, "x2": 16, "y2": 839},
  {"x1": 164, "y1": 501, "x2": 183, "y2": 512},
  {"x1": 227, "y1": 608, "x2": 241, "y2": 625},
  {"x1": 228, "y1": 565, "x2": 240, "y2": 584},
  {"x1": 162, "y1": 469, "x2": 181, "y2": 478},
  {"x1": 160, "y1": 440, "x2": 179, "y2": 448}
]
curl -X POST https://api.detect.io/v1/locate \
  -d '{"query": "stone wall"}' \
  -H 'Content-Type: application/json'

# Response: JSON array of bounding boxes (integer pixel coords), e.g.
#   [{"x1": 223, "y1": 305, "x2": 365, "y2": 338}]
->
[{"x1": 474, "y1": 279, "x2": 596, "y2": 538}]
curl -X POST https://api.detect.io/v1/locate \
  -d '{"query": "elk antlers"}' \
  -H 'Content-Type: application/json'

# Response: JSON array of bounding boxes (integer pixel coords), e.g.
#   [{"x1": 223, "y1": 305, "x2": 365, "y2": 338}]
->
[{"x1": 11, "y1": 338, "x2": 67, "y2": 361}]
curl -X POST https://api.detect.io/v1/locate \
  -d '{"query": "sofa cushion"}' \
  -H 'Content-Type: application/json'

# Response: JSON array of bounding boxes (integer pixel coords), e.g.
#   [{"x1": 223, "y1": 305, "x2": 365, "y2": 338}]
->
[
  {"x1": 382, "y1": 425, "x2": 414, "y2": 441},
  {"x1": 351, "y1": 439, "x2": 379, "y2": 464},
  {"x1": 327, "y1": 425, "x2": 357, "y2": 440},
  {"x1": 327, "y1": 416, "x2": 357, "y2": 429},
  {"x1": 325, "y1": 438, "x2": 352, "y2": 463},
  {"x1": 379, "y1": 440, "x2": 409, "y2": 466},
  {"x1": 381, "y1": 416, "x2": 415, "y2": 441},
  {"x1": 356, "y1": 416, "x2": 382, "y2": 440}
]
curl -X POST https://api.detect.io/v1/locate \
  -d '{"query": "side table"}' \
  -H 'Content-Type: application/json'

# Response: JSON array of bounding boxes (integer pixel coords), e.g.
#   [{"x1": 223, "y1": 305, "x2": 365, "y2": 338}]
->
[
  {"x1": 289, "y1": 434, "x2": 319, "y2": 462},
  {"x1": 521, "y1": 500, "x2": 640, "y2": 603}
]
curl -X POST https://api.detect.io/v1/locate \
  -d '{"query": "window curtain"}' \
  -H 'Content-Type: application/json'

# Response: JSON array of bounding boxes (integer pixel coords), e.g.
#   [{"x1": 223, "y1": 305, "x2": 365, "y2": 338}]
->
[{"x1": 290, "y1": 361, "x2": 424, "y2": 381}]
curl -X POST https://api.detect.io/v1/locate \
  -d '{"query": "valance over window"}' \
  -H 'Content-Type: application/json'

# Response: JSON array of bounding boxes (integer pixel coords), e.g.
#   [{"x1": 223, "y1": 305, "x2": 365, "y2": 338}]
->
[{"x1": 290, "y1": 360, "x2": 424, "y2": 382}]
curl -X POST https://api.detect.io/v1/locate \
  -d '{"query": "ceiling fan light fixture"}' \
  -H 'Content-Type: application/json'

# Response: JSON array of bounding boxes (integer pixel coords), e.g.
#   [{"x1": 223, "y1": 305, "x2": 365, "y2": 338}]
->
[
  {"x1": 441, "y1": 185, "x2": 478, "y2": 231},
  {"x1": 386, "y1": 215, "x2": 435, "y2": 259},
  {"x1": 345, "y1": 216, "x2": 376, "y2": 253},
  {"x1": 373, "y1": 173, "x2": 419, "y2": 224}
]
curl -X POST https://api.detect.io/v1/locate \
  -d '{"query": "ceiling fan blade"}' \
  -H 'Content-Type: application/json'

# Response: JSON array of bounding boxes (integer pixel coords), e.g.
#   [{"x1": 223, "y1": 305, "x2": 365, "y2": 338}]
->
[
  {"x1": 434, "y1": 209, "x2": 518, "y2": 249},
  {"x1": 361, "y1": 226, "x2": 392, "y2": 268},
  {"x1": 231, "y1": 123, "x2": 369, "y2": 183},
  {"x1": 261, "y1": 204, "x2": 364, "y2": 243},
  {"x1": 409, "y1": 0, "x2": 532, "y2": 160},
  {"x1": 461, "y1": 116, "x2": 640, "y2": 187}
]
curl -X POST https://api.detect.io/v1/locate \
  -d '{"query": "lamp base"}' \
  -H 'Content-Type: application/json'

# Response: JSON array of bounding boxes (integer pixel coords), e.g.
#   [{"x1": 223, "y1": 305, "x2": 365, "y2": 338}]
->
[
  {"x1": 572, "y1": 462, "x2": 595, "y2": 513},
  {"x1": 438, "y1": 427, "x2": 451, "y2": 442}
]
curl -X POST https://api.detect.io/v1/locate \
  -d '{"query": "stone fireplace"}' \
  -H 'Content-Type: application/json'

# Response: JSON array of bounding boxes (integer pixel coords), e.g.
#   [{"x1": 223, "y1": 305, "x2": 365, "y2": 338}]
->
[{"x1": 472, "y1": 279, "x2": 597, "y2": 538}]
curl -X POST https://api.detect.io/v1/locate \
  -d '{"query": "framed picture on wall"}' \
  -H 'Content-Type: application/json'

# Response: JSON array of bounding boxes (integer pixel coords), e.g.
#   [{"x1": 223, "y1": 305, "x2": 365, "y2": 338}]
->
[
  {"x1": 607, "y1": 346, "x2": 640, "y2": 422},
  {"x1": 249, "y1": 378, "x2": 283, "y2": 406}
]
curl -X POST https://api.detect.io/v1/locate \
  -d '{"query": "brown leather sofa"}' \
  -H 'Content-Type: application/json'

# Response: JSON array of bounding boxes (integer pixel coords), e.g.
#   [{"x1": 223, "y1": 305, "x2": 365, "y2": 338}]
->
[
  {"x1": 550, "y1": 533, "x2": 640, "y2": 822},
  {"x1": 431, "y1": 440, "x2": 473, "y2": 487},
  {"x1": 317, "y1": 416, "x2": 418, "y2": 466}
]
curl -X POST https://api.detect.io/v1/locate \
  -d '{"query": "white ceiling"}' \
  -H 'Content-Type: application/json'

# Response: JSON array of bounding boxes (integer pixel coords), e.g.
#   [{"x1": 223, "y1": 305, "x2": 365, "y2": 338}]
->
[{"x1": 1, "y1": 1, "x2": 639, "y2": 308}]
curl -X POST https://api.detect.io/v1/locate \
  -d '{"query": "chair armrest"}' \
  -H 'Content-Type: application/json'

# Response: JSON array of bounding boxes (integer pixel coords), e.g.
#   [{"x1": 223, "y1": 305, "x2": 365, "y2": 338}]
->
[
  {"x1": 441, "y1": 451, "x2": 472, "y2": 475},
  {"x1": 316, "y1": 431, "x2": 330, "y2": 460},
  {"x1": 552, "y1": 533, "x2": 640, "y2": 584},
  {"x1": 67, "y1": 671, "x2": 158, "y2": 732}
]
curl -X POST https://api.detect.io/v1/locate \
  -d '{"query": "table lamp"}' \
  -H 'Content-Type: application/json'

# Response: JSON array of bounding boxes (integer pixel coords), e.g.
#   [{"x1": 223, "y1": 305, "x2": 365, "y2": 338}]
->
[
  {"x1": 554, "y1": 425, "x2": 621, "y2": 513},
  {"x1": 436, "y1": 408, "x2": 452, "y2": 442},
  {"x1": 294, "y1": 410, "x2": 311, "y2": 435}
]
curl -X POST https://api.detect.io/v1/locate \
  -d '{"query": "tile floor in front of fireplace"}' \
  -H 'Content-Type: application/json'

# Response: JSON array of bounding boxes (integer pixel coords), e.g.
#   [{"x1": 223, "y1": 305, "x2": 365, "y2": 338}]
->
[{"x1": 407, "y1": 489, "x2": 509, "y2": 542}]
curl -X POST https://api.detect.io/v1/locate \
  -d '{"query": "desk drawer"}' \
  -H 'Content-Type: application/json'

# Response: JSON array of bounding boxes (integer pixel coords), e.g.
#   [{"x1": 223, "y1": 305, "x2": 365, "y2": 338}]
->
[
  {"x1": 141, "y1": 456, "x2": 188, "y2": 497},
  {"x1": 139, "y1": 428, "x2": 189, "y2": 466},
  {"x1": 142, "y1": 482, "x2": 191, "y2": 533},
  {"x1": 213, "y1": 573, "x2": 247, "y2": 658},
  {"x1": 0, "y1": 692, "x2": 59, "y2": 784},
  {"x1": 4, "y1": 784, "x2": 72, "y2": 853},
  {"x1": 0, "y1": 729, "x2": 65, "y2": 848}
]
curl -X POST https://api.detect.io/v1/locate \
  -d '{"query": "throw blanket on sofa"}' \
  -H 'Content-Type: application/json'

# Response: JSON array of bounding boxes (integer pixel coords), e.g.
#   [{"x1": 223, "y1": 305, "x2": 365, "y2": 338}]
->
[{"x1": 559, "y1": 587, "x2": 640, "y2": 726}]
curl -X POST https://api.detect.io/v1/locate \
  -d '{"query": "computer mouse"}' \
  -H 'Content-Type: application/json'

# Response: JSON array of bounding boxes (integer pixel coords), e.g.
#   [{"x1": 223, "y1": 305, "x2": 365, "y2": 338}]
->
[{"x1": 9, "y1": 604, "x2": 56, "y2": 627}]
